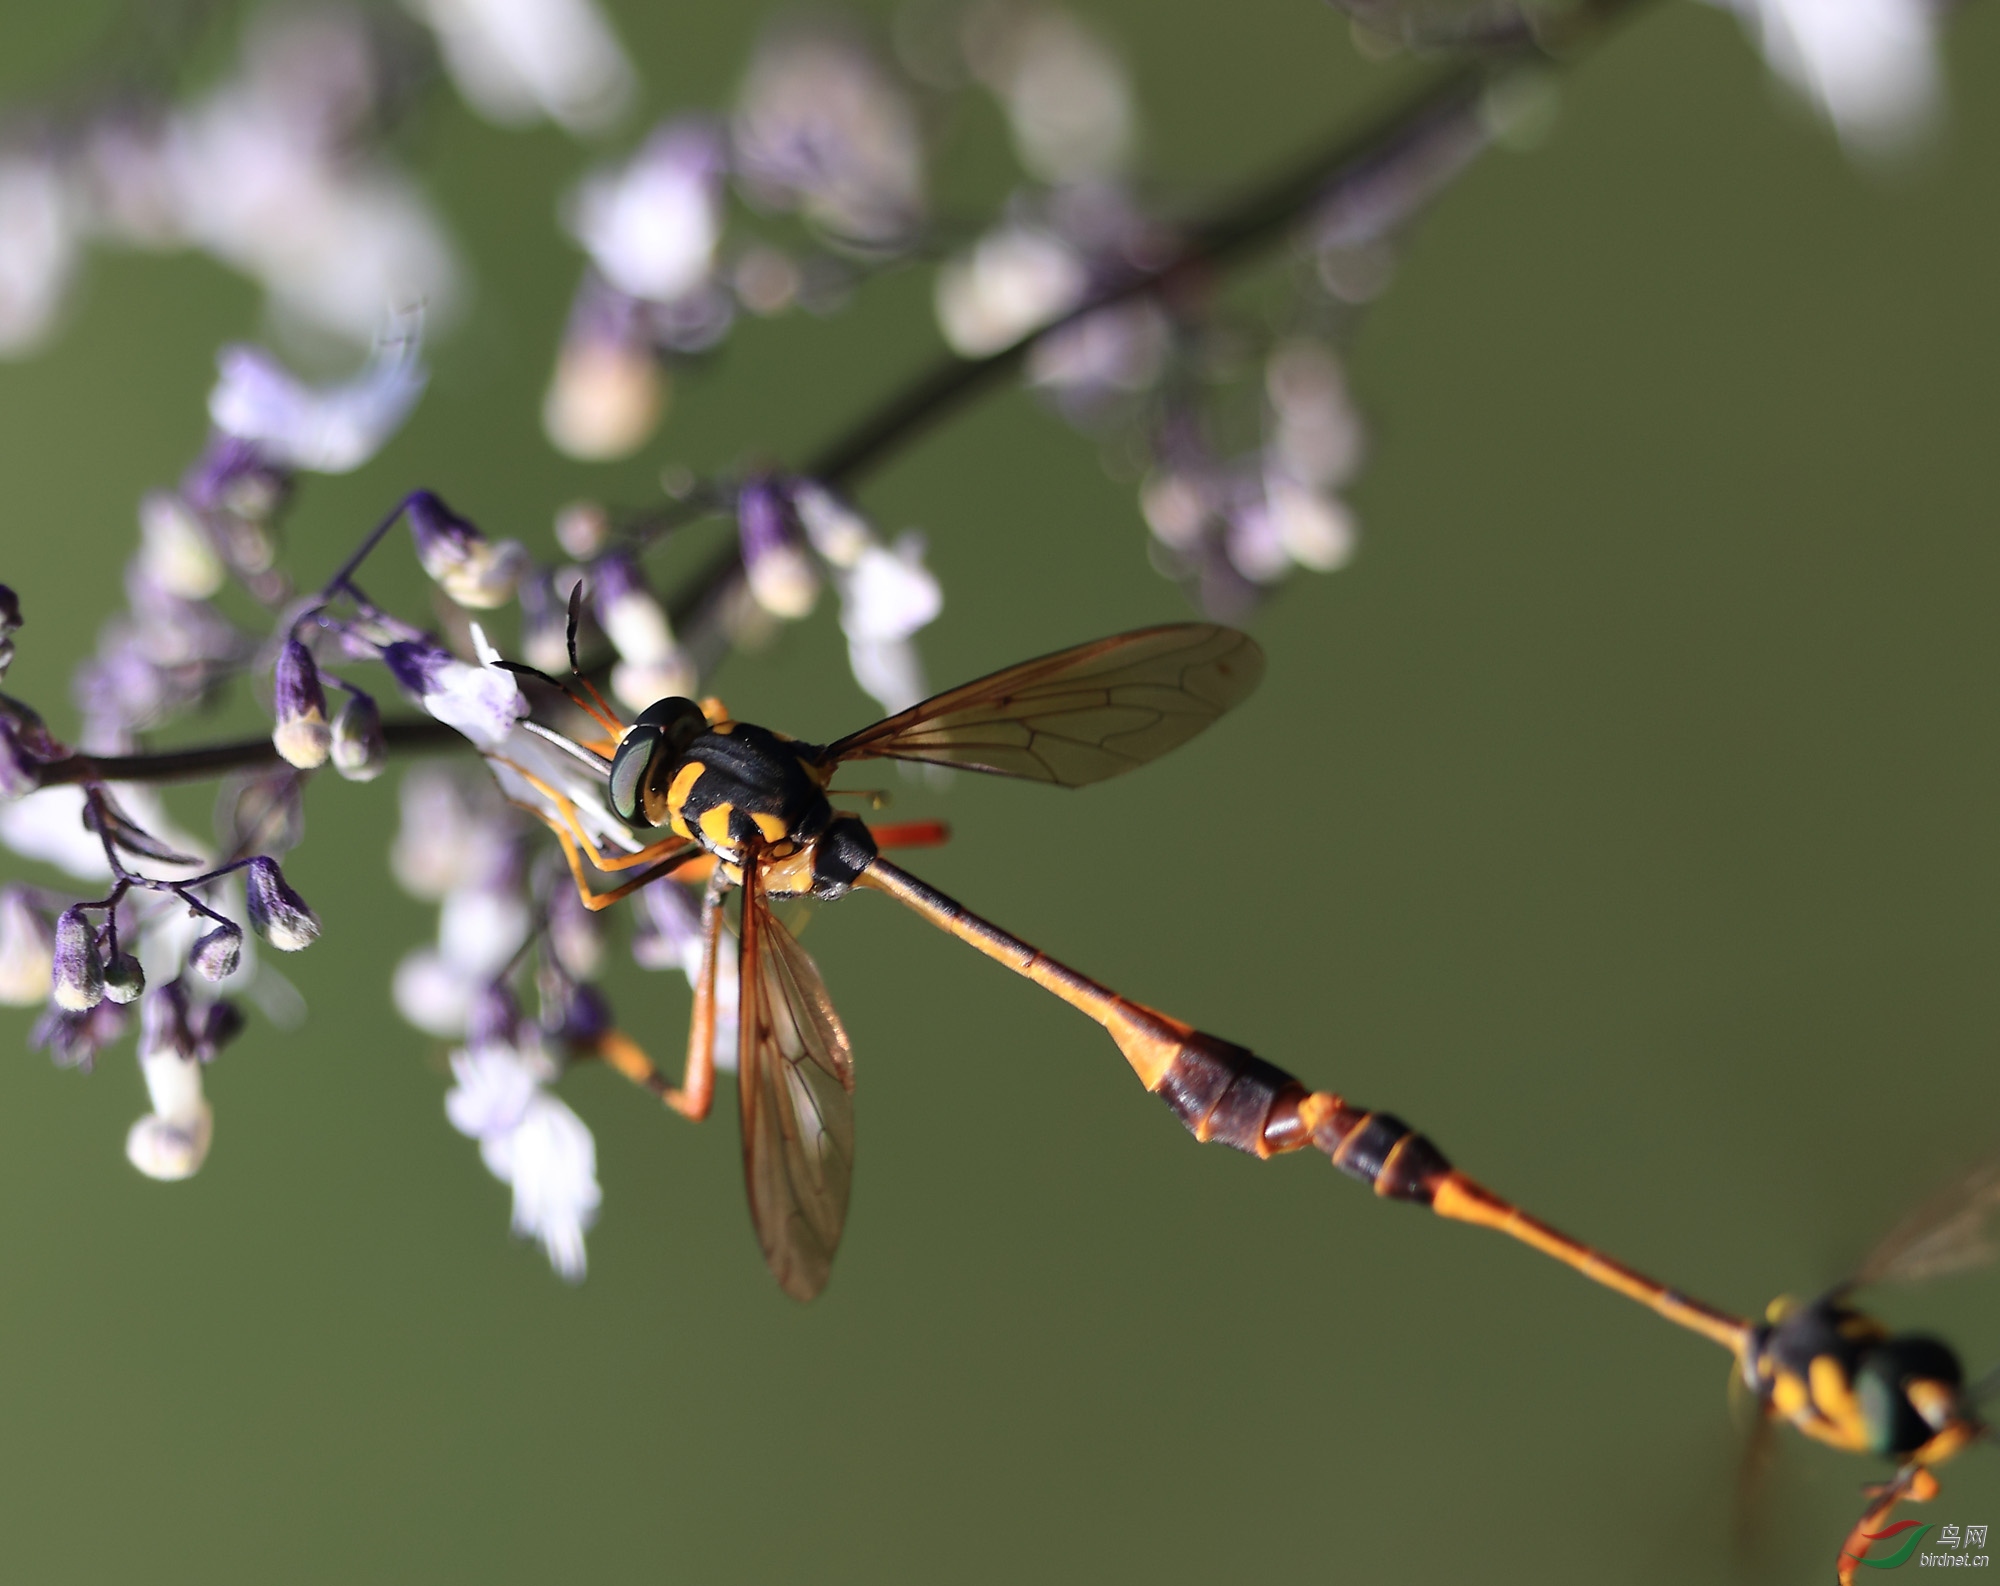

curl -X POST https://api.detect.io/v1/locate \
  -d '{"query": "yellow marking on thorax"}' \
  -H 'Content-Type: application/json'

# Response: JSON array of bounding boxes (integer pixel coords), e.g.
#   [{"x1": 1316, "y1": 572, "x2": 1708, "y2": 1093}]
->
[
  {"x1": 750, "y1": 811, "x2": 789, "y2": 843},
  {"x1": 1808, "y1": 1356, "x2": 1870, "y2": 1450},
  {"x1": 699, "y1": 804, "x2": 737, "y2": 848},
  {"x1": 664, "y1": 760, "x2": 703, "y2": 839},
  {"x1": 699, "y1": 697, "x2": 729, "y2": 726},
  {"x1": 1908, "y1": 1379, "x2": 1957, "y2": 1433}
]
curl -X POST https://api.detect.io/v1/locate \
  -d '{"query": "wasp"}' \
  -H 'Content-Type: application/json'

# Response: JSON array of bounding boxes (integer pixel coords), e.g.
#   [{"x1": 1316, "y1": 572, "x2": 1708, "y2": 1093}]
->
[{"x1": 499, "y1": 622, "x2": 1278, "y2": 1299}]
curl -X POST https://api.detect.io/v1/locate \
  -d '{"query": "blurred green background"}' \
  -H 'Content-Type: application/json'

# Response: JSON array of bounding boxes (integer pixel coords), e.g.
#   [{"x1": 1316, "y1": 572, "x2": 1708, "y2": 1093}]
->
[{"x1": 4, "y1": 1, "x2": 2000, "y2": 1581}]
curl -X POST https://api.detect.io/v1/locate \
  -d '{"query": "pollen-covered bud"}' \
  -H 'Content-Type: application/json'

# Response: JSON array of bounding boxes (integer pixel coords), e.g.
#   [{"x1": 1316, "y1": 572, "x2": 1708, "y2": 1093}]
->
[
  {"x1": 51, "y1": 905, "x2": 104, "y2": 1012},
  {"x1": 592, "y1": 553, "x2": 696, "y2": 710},
  {"x1": 137, "y1": 491, "x2": 225, "y2": 600},
  {"x1": 189, "y1": 921, "x2": 243, "y2": 982},
  {"x1": 0, "y1": 886, "x2": 54, "y2": 1005},
  {"x1": 737, "y1": 476, "x2": 820, "y2": 620},
  {"x1": 330, "y1": 689, "x2": 387, "y2": 781},
  {"x1": 272, "y1": 638, "x2": 332, "y2": 769},
  {"x1": 244, "y1": 857, "x2": 320, "y2": 951},
  {"x1": 408, "y1": 492, "x2": 529, "y2": 610},
  {"x1": 102, "y1": 950, "x2": 146, "y2": 1005},
  {"x1": 543, "y1": 332, "x2": 666, "y2": 462},
  {"x1": 0, "y1": 582, "x2": 19, "y2": 679}
]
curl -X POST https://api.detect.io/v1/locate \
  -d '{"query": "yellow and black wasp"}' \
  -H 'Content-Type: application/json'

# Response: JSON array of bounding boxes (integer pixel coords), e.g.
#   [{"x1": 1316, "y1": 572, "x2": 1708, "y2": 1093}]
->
[
  {"x1": 1721, "y1": 1159, "x2": 2000, "y2": 1580},
  {"x1": 499, "y1": 622, "x2": 1266, "y2": 1299}
]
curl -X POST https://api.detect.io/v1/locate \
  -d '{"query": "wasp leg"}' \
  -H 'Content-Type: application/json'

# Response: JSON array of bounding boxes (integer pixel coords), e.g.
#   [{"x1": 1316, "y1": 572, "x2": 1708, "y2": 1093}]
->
[
  {"x1": 520, "y1": 799, "x2": 697, "y2": 912},
  {"x1": 489, "y1": 754, "x2": 682, "y2": 872},
  {"x1": 858, "y1": 857, "x2": 1757, "y2": 1358},
  {"x1": 1837, "y1": 1465, "x2": 1937, "y2": 1585}
]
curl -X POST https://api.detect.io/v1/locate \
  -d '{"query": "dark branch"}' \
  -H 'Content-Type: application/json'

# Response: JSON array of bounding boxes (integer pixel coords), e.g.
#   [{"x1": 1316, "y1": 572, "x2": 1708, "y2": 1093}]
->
[{"x1": 35, "y1": 718, "x2": 465, "y2": 788}]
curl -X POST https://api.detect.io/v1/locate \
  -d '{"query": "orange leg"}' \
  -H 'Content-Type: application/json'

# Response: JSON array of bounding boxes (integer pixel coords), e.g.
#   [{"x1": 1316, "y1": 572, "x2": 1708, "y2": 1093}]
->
[
  {"x1": 1838, "y1": 1466, "x2": 1939, "y2": 1584},
  {"x1": 859, "y1": 856, "x2": 1756, "y2": 1361},
  {"x1": 489, "y1": 754, "x2": 684, "y2": 873}
]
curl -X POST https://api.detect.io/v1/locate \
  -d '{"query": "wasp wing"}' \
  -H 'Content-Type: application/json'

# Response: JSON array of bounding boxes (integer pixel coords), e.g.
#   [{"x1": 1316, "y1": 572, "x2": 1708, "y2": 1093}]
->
[
  {"x1": 1851, "y1": 1154, "x2": 2000, "y2": 1289},
  {"x1": 824, "y1": 624, "x2": 1264, "y2": 787},
  {"x1": 737, "y1": 856, "x2": 856, "y2": 1302}
]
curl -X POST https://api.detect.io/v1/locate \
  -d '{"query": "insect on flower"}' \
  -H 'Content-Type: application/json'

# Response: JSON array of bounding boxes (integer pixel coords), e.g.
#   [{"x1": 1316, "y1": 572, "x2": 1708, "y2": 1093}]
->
[{"x1": 495, "y1": 616, "x2": 1262, "y2": 1299}]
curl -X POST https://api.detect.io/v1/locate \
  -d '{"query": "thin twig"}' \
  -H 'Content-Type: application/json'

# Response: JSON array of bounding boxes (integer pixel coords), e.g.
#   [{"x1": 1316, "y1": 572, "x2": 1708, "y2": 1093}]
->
[{"x1": 36, "y1": 718, "x2": 464, "y2": 787}]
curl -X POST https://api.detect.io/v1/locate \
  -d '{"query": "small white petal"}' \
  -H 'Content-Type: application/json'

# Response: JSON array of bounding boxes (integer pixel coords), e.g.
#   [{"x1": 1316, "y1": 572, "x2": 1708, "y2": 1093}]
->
[
  {"x1": 839, "y1": 538, "x2": 942, "y2": 644},
  {"x1": 208, "y1": 334, "x2": 427, "y2": 473},
  {"x1": 410, "y1": 0, "x2": 636, "y2": 135},
  {"x1": 445, "y1": 1042, "x2": 543, "y2": 1141},
  {"x1": 439, "y1": 886, "x2": 531, "y2": 977},
  {"x1": 394, "y1": 947, "x2": 474, "y2": 1037},
  {"x1": 126, "y1": 1104, "x2": 214, "y2": 1181},
  {"x1": 935, "y1": 227, "x2": 1086, "y2": 358}
]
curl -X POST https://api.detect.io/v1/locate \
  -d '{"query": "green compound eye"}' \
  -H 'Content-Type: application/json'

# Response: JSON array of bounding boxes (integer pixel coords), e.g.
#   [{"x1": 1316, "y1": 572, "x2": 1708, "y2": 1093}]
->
[
  {"x1": 607, "y1": 726, "x2": 659, "y2": 826},
  {"x1": 607, "y1": 698, "x2": 707, "y2": 827}
]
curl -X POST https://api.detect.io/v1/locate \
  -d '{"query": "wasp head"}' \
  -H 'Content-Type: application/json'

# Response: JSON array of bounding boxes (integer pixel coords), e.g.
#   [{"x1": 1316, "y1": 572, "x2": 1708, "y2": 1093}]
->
[{"x1": 608, "y1": 697, "x2": 708, "y2": 827}]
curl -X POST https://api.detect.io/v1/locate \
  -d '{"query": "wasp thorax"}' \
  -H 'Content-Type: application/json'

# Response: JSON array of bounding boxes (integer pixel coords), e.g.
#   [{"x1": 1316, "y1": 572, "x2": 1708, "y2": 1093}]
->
[{"x1": 609, "y1": 697, "x2": 708, "y2": 827}]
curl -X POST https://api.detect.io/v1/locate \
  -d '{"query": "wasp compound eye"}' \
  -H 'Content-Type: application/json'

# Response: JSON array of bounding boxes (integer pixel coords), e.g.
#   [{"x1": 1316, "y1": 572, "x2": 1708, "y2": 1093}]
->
[{"x1": 609, "y1": 697, "x2": 707, "y2": 827}]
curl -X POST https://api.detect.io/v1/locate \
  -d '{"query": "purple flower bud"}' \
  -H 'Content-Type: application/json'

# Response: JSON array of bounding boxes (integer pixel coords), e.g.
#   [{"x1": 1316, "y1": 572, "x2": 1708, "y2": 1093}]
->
[
  {"x1": 193, "y1": 998, "x2": 245, "y2": 1060},
  {"x1": 51, "y1": 905, "x2": 105, "y2": 1012},
  {"x1": 0, "y1": 583, "x2": 18, "y2": 680},
  {"x1": 0, "y1": 694, "x2": 62, "y2": 799},
  {"x1": 330, "y1": 690, "x2": 387, "y2": 781},
  {"x1": 590, "y1": 553, "x2": 694, "y2": 708},
  {"x1": 189, "y1": 922, "x2": 243, "y2": 982},
  {"x1": 408, "y1": 492, "x2": 528, "y2": 610},
  {"x1": 244, "y1": 857, "x2": 320, "y2": 951},
  {"x1": 539, "y1": 966, "x2": 610, "y2": 1047},
  {"x1": 468, "y1": 980, "x2": 525, "y2": 1050},
  {"x1": 140, "y1": 978, "x2": 196, "y2": 1060},
  {"x1": 737, "y1": 476, "x2": 820, "y2": 620},
  {"x1": 272, "y1": 638, "x2": 331, "y2": 769},
  {"x1": 103, "y1": 951, "x2": 146, "y2": 1005},
  {"x1": 139, "y1": 979, "x2": 237, "y2": 1061},
  {"x1": 32, "y1": 999, "x2": 128, "y2": 1071}
]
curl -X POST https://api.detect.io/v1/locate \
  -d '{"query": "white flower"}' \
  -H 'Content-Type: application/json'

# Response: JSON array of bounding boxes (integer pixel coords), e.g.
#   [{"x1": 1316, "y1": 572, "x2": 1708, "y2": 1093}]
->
[
  {"x1": 126, "y1": 1049, "x2": 214, "y2": 1182},
  {"x1": 971, "y1": 8, "x2": 1135, "y2": 184},
  {"x1": 160, "y1": 23, "x2": 463, "y2": 346},
  {"x1": 446, "y1": 1039, "x2": 602, "y2": 1281},
  {"x1": 208, "y1": 331, "x2": 427, "y2": 473},
  {"x1": 407, "y1": 0, "x2": 635, "y2": 135},
  {"x1": 1705, "y1": 0, "x2": 1941, "y2": 155},
  {"x1": 0, "y1": 151, "x2": 81, "y2": 357},
  {"x1": 839, "y1": 537, "x2": 942, "y2": 644},
  {"x1": 565, "y1": 122, "x2": 723, "y2": 303},
  {"x1": 838, "y1": 538, "x2": 941, "y2": 717},
  {"x1": 0, "y1": 787, "x2": 109, "y2": 880},
  {"x1": 732, "y1": 24, "x2": 924, "y2": 245},
  {"x1": 935, "y1": 225, "x2": 1087, "y2": 357},
  {"x1": 383, "y1": 626, "x2": 527, "y2": 749}
]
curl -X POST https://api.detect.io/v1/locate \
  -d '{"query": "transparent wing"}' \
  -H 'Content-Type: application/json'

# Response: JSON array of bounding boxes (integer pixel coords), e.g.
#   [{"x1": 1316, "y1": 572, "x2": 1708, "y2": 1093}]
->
[
  {"x1": 825, "y1": 624, "x2": 1264, "y2": 787},
  {"x1": 737, "y1": 856, "x2": 856, "y2": 1302},
  {"x1": 1851, "y1": 1154, "x2": 2000, "y2": 1289}
]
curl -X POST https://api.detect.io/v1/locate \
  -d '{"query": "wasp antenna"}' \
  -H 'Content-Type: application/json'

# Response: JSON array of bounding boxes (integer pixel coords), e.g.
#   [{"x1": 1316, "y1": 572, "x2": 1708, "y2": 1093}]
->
[
  {"x1": 495, "y1": 659, "x2": 625, "y2": 739},
  {"x1": 565, "y1": 578, "x2": 585, "y2": 676}
]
